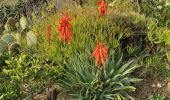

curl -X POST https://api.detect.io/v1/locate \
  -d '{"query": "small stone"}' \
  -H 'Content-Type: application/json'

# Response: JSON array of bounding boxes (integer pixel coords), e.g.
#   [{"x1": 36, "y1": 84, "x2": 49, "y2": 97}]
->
[
  {"x1": 157, "y1": 83, "x2": 162, "y2": 88},
  {"x1": 167, "y1": 82, "x2": 170, "y2": 92},
  {"x1": 151, "y1": 84, "x2": 156, "y2": 88}
]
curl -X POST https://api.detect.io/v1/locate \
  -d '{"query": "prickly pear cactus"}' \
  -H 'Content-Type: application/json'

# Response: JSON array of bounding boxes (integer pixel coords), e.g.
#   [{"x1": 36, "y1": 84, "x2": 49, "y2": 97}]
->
[
  {"x1": 4, "y1": 17, "x2": 17, "y2": 32},
  {"x1": 0, "y1": 40, "x2": 8, "y2": 55},
  {"x1": 1, "y1": 34, "x2": 15, "y2": 45},
  {"x1": 20, "y1": 15, "x2": 27, "y2": 30},
  {"x1": 9, "y1": 42, "x2": 20, "y2": 54},
  {"x1": 26, "y1": 31, "x2": 37, "y2": 45}
]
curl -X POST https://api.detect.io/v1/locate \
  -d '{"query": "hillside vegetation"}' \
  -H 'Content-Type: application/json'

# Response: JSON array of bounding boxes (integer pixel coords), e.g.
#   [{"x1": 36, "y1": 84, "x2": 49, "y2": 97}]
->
[{"x1": 0, "y1": 0, "x2": 170, "y2": 100}]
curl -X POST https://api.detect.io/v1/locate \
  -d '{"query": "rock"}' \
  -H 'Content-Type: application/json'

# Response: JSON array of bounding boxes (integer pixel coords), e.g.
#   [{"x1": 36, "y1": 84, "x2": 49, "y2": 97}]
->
[
  {"x1": 151, "y1": 84, "x2": 156, "y2": 88},
  {"x1": 167, "y1": 82, "x2": 170, "y2": 92},
  {"x1": 157, "y1": 83, "x2": 162, "y2": 88}
]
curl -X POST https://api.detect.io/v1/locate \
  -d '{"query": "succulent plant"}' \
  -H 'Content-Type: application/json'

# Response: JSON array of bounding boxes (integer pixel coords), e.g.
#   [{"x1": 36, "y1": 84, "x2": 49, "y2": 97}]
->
[
  {"x1": 26, "y1": 31, "x2": 37, "y2": 46},
  {"x1": 0, "y1": 40, "x2": 8, "y2": 55},
  {"x1": 0, "y1": 33, "x2": 20, "y2": 55},
  {"x1": 59, "y1": 54, "x2": 141, "y2": 100},
  {"x1": 1, "y1": 34, "x2": 15, "y2": 45},
  {"x1": 20, "y1": 15, "x2": 28, "y2": 31},
  {"x1": 4, "y1": 17, "x2": 17, "y2": 32}
]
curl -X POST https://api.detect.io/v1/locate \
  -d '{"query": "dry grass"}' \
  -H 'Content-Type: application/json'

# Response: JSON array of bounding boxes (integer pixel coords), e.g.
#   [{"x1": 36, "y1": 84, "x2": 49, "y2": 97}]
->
[{"x1": 0, "y1": 0, "x2": 17, "y2": 7}]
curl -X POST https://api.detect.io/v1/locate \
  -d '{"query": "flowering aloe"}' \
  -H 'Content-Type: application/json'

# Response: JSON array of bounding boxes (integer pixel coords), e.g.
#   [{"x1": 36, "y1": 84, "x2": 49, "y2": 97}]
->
[
  {"x1": 92, "y1": 42, "x2": 108, "y2": 67},
  {"x1": 97, "y1": 0, "x2": 107, "y2": 16},
  {"x1": 47, "y1": 24, "x2": 51, "y2": 44},
  {"x1": 58, "y1": 12, "x2": 72, "y2": 43}
]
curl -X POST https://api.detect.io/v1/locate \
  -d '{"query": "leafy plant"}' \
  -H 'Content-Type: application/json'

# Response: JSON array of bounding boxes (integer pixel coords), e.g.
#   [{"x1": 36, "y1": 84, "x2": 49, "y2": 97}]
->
[
  {"x1": 59, "y1": 53, "x2": 141, "y2": 100},
  {"x1": 0, "y1": 53, "x2": 62, "y2": 99},
  {"x1": 147, "y1": 94, "x2": 165, "y2": 100},
  {"x1": 141, "y1": 0, "x2": 170, "y2": 27}
]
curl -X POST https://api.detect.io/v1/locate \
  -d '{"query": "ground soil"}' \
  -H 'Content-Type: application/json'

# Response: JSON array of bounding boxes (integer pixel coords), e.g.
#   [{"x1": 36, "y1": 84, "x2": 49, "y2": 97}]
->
[{"x1": 133, "y1": 79, "x2": 170, "y2": 100}]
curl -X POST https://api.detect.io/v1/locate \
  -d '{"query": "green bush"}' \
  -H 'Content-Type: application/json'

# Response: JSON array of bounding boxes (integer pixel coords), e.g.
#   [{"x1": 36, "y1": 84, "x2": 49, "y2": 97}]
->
[
  {"x1": 147, "y1": 94, "x2": 165, "y2": 100},
  {"x1": 0, "y1": 53, "x2": 62, "y2": 99},
  {"x1": 141, "y1": 0, "x2": 170, "y2": 27},
  {"x1": 59, "y1": 53, "x2": 141, "y2": 100}
]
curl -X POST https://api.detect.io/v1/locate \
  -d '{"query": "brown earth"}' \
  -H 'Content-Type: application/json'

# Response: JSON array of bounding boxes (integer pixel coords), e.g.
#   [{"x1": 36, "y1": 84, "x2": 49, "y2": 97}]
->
[{"x1": 133, "y1": 79, "x2": 170, "y2": 100}]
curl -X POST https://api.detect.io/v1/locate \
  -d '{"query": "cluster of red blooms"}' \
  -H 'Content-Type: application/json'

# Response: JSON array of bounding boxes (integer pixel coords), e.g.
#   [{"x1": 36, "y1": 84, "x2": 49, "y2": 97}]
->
[
  {"x1": 92, "y1": 42, "x2": 108, "y2": 67},
  {"x1": 97, "y1": 0, "x2": 107, "y2": 16},
  {"x1": 46, "y1": 0, "x2": 108, "y2": 68},
  {"x1": 58, "y1": 12, "x2": 72, "y2": 43}
]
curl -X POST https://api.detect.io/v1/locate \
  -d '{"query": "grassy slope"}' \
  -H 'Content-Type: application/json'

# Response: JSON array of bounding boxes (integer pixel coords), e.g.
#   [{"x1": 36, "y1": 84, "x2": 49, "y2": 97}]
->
[{"x1": 22, "y1": 0, "x2": 170, "y2": 99}]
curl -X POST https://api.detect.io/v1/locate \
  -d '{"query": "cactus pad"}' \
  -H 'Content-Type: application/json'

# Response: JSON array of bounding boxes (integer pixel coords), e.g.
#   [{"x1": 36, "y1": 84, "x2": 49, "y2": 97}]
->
[
  {"x1": 1, "y1": 34, "x2": 15, "y2": 45},
  {"x1": 26, "y1": 31, "x2": 37, "y2": 45},
  {"x1": 20, "y1": 16, "x2": 27, "y2": 30}
]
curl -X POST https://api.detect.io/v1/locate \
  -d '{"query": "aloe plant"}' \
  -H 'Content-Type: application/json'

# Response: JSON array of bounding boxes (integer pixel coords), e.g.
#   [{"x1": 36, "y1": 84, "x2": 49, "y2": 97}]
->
[{"x1": 59, "y1": 53, "x2": 141, "y2": 100}]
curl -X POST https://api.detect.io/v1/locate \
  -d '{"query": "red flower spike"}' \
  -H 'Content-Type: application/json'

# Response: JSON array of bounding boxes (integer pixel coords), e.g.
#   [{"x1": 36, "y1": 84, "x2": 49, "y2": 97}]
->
[
  {"x1": 47, "y1": 24, "x2": 51, "y2": 44},
  {"x1": 92, "y1": 42, "x2": 108, "y2": 67},
  {"x1": 97, "y1": 0, "x2": 107, "y2": 16},
  {"x1": 68, "y1": 0, "x2": 71, "y2": 5},
  {"x1": 58, "y1": 12, "x2": 72, "y2": 43}
]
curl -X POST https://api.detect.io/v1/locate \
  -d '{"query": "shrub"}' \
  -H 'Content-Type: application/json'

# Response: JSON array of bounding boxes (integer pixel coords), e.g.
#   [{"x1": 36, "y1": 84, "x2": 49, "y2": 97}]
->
[
  {"x1": 0, "y1": 53, "x2": 62, "y2": 99},
  {"x1": 59, "y1": 53, "x2": 141, "y2": 100}
]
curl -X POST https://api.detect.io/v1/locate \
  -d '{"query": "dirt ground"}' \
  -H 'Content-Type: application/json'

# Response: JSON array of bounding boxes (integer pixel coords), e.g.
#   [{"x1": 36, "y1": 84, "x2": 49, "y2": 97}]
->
[{"x1": 133, "y1": 79, "x2": 170, "y2": 100}]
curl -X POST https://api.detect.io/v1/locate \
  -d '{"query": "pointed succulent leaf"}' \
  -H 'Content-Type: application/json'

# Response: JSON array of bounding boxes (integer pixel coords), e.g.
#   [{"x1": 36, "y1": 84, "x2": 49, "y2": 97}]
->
[
  {"x1": 121, "y1": 65, "x2": 140, "y2": 76},
  {"x1": 117, "y1": 60, "x2": 134, "y2": 74},
  {"x1": 112, "y1": 86, "x2": 136, "y2": 92}
]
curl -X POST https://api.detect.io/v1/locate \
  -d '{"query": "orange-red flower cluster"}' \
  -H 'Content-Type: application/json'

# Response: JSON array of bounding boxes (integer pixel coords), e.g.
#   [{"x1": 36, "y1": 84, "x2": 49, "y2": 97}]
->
[
  {"x1": 68, "y1": 0, "x2": 71, "y2": 5},
  {"x1": 97, "y1": 0, "x2": 107, "y2": 16},
  {"x1": 92, "y1": 42, "x2": 108, "y2": 67},
  {"x1": 47, "y1": 24, "x2": 51, "y2": 44},
  {"x1": 58, "y1": 12, "x2": 72, "y2": 43}
]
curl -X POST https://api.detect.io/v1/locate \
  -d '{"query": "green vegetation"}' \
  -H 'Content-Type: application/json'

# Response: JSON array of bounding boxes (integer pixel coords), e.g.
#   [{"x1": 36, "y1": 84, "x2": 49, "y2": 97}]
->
[
  {"x1": 60, "y1": 53, "x2": 141, "y2": 99},
  {"x1": 0, "y1": 0, "x2": 170, "y2": 99}
]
